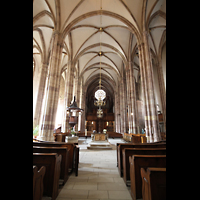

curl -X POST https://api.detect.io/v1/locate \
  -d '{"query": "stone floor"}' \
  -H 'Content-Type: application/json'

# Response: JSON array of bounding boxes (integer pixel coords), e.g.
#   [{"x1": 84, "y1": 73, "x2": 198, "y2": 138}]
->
[{"x1": 43, "y1": 138, "x2": 133, "y2": 200}]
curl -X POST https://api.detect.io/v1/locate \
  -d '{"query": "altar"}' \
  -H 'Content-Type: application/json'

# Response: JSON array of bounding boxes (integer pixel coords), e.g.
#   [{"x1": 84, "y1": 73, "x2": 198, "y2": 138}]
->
[
  {"x1": 87, "y1": 131, "x2": 112, "y2": 150},
  {"x1": 92, "y1": 132, "x2": 108, "y2": 141}
]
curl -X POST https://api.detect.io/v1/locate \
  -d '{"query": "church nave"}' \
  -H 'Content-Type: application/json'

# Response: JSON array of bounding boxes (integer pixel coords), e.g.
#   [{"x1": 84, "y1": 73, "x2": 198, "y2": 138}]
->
[{"x1": 53, "y1": 138, "x2": 132, "y2": 200}]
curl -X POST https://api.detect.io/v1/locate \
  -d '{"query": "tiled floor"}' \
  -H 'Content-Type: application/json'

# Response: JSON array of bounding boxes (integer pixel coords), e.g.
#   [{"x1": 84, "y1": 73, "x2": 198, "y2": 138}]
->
[{"x1": 44, "y1": 138, "x2": 132, "y2": 200}]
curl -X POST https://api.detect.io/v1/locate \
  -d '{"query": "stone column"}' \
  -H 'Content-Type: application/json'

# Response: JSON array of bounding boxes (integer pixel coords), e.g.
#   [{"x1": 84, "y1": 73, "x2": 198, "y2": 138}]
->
[
  {"x1": 62, "y1": 61, "x2": 74, "y2": 133},
  {"x1": 157, "y1": 56, "x2": 166, "y2": 133},
  {"x1": 129, "y1": 62, "x2": 139, "y2": 134},
  {"x1": 33, "y1": 62, "x2": 48, "y2": 128},
  {"x1": 114, "y1": 88, "x2": 120, "y2": 133},
  {"x1": 37, "y1": 31, "x2": 62, "y2": 141},
  {"x1": 80, "y1": 83, "x2": 86, "y2": 133},
  {"x1": 126, "y1": 68, "x2": 133, "y2": 133},
  {"x1": 143, "y1": 31, "x2": 161, "y2": 142},
  {"x1": 119, "y1": 79, "x2": 124, "y2": 133},
  {"x1": 138, "y1": 43, "x2": 151, "y2": 142}
]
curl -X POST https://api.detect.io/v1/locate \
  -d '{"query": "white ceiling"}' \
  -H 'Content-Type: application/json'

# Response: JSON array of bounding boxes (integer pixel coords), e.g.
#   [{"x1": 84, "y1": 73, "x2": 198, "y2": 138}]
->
[{"x1": 33, "y1": 0, "x2": 166, "y2": 93}]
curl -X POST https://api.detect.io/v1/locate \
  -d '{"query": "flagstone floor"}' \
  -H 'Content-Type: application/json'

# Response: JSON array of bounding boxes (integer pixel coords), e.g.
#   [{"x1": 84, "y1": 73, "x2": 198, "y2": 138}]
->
[{"x1": 43, "y1": 138, "x2": 133, "y2": 200}]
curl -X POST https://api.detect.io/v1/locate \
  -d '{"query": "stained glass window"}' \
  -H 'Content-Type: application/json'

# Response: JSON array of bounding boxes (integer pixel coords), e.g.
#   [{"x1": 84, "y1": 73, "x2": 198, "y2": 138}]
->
[{"x1": 95, "y1": 89, "x2": 106, "y2": 100}]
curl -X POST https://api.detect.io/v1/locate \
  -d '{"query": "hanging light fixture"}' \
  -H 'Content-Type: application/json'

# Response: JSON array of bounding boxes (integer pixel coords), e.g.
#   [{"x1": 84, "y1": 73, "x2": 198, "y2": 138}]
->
[
  {"x1": 94, "y1": 0, "x2": 105, "y2": 118},
  {"x1": 94, "y1": 89, "x2": 106, "y2": 106}
]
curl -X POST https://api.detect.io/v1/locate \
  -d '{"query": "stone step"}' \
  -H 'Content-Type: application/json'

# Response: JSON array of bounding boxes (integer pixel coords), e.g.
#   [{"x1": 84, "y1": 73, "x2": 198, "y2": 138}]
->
[{"x1": 87, "y1": 146, "x2": 112, "y2": 150}]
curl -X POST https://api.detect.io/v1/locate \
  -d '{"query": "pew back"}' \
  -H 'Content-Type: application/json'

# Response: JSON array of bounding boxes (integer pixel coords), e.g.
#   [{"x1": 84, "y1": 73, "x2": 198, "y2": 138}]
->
[
  {"x1": 122, "y1": 148, "x2": 166, "y2": 184},
  {"x1": 33, "y1": 166, "x2": 46, "y2": 200},
  {"x1": 33, "y1": 146, "x2": 69, "y2": 184},
  {"x1": 33, "y1": 142, "x2": 75, "y2": 172},
  {"x1": 117, "y1": 143, "x2": 166, "y2": 176},
  {"x1": 141, "y1": 167, "x2": 166, "y2": 200},
  {"x1": 33, "y1": 153, "x2": 62, "y2": 200},
  {"x1": 129, "y1": 155, "x2": 166, "y2": 200}
]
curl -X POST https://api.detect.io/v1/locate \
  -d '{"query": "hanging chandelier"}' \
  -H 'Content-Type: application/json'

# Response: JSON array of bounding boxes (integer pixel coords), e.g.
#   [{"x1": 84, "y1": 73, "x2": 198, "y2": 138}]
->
[
  {"x1": 94, "y1": 89, "x2": 106, "y2": 106},
  {"x1": 94, "y1": 0, "x2": 105, "y2": 118}
]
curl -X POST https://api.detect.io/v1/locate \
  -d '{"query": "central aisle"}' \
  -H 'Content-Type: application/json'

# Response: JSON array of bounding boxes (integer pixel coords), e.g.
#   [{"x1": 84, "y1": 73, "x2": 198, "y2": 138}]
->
[{"x1": 56, "y1": 138, "x2": 132, "y2": 200}]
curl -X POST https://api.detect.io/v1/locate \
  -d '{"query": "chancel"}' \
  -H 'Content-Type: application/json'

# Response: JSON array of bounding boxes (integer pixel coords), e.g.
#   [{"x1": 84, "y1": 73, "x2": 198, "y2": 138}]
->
[{"x1": 33, "y1": 0, "x2": 166, "y2": 199}]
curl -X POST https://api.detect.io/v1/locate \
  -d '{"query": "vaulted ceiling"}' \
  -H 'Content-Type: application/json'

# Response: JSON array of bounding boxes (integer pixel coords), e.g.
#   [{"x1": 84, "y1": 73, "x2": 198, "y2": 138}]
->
[{"x1": 33, "y1": 0, "x2": 166, "y2": 95}]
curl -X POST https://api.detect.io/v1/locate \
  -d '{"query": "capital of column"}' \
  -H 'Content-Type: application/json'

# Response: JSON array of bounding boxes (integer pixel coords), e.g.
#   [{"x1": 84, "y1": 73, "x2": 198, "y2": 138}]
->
[
  {"x1": 52, "y1": 30, "x2": 61, "y2": 36},
  {"x1": 143, "y1": 30, "x2": 150, "y2": 37}
]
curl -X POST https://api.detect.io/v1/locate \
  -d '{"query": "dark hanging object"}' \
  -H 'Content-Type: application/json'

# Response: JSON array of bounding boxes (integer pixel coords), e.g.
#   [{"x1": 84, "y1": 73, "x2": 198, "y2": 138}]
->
[
  {"x1": 66, "y1": 96, "x2": 83, "y2": 127},
  {"x1": 66, "y1": 96, "x2": 84, "y2": 113}
]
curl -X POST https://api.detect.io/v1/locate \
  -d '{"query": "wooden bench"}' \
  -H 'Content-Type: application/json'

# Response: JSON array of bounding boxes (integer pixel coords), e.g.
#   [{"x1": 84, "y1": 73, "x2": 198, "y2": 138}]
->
[
  {"x1": 54, "y1": 132, "x2": 71, "y2": 142},
  {"x1": 123, "y1": 133, "x2": 147, "y2": 143},
  {"x1": 33, "y1": 153, "x2": 62, "y2": 200},
  {"x1": 107, "y1": 132, "x2": 123, "y2": 138},
  {"x1": 33, "y1": 141, "x2": 78, "y2": 174},
  {"x1": 122, "y1": 148, "x2": 166, "y2": 185},
  {"x1": 131, "y1": 134, "x2": 142, "y2": 143},
  {"x1": 73, "y1": 144, "x2": 79, "y2": 176},
  {"x1": 141, "y1": 167, "x2": 166, "y2": 200},
  {"x1": 117, "y1": 143, "x2": 166, "y2": 177},
  {"x1": 129, "y1": 155, "x2": 166, "y2": 200},
  {"x1": 123, "y1": 133, "x2": 132, "y2": 142},
  {"x1": 33, "y1": 146, "x2": 69, "y2": 184},
  {"x1": 33, "y1": 165, "x2": 46, "y2": 200}
]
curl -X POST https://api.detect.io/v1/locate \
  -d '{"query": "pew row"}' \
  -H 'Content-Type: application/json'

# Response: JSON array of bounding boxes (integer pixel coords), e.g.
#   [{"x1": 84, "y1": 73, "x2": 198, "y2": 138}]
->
[
  {"x1": 122, "y1": 148, "x2": 166, "y2": 185},
  {"x1": 123, "y1": 133, "x2": 147, "y2": 143},
  {"x1": 33, "y1": 165, "x2": 46, "y2": 200},
  {"x1": 117, "y1": 143, "x2": 166, "y2": 177},
  {"x1": 33, "y1": 146, "x2": 69, "y2": 184},
  {"x1": 33, "y1": 153, "x2": 62, "y2": 200},
  {"x1": 141, "y1": 167, "x2": 166, "y2": 200},
  {"x1": 129, "y1": 155, "x2": 166, "y2": 200},
  {"x1": 33, "y1": 141, "x2": 79, "y2": 175}
]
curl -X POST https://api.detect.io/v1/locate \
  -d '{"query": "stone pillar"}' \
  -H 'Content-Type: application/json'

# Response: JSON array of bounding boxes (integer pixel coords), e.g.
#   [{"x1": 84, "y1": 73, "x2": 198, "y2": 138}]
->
[
  {"x1": 114, "y1": 89, "x2": 120, "y2": 133},
  {"x1": 62, "y1": 62, "x2": 74, "y2": 133},
  {"x1": 126, "y1": 70, "x2": 131, "y2": 133},
  {"x1": 80, "y1": 83, "x2": 86, "y2": 133},
  {"x1": 77, "y1": 78, "x2": 82, "y2": 132},
  {"x1": 143, "y1": 31, "x2": 161, "y2": 142},
  {"x1": 138, "y1": 43, "x2": 151, "y2": 142},
  {"x1": 129, "y1": 62, "x2": 138, "y2": 134},
  {"x1": 157, "y1": 56, "x2": 166, "y2": 133},
  {"x1": 37, "y1": 31, "x2": 62, "y2": 141},
  {"x1": 33, "y1": 62, "x2": 48, "y2": 128},
  {"x1": 138, "y1": 32, "x2": 161, "y2": 142},
  {"x1": 119, "y1": 79, "x2": 124, "y2": 133}
]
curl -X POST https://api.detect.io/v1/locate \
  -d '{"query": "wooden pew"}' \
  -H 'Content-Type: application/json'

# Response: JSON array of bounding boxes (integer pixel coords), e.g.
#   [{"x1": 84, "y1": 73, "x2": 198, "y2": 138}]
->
[
  {"x1": 122, "y1": 148, "x2": 166, "y2": 185},
  {"x1": 33, "y1": 141, "x2": 77, "y2": 174},
  {"x1": 117, "y1": 143, "x2": 166, "y2": 177},
  {"x1": 33, "y1": 146, "x2": 69, "y2": 184},
  {"x1": 129, "y1": 155, "x2": 166, "y2": 200},
  {"x1": 123, "y1": 133, "x2": 147, "y2": 143},
  {"x1": 141, "y1": 167, "x2": 166, "y2": 200},
  {"x1": 74, "y1": 145, "x2": 79, "y2": 176},
  {"x1": 123, "y1": 133, "x2": 132, "y2": 142},
  {"x1": 116, "y1": 141, "x2": 164, "y2": 167},
  {"x1": 33, "y1": 165, "x2": 46, "y2": 200},
  {"x1": 131, "y1": 134, "x2": 141, "y2": 143},
  {"x1": 33, "y1": 153, "x2": 62, "y2": 200},
  {"x1": 107, "y1": 132, "x2": 123, "y2": 138}
]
